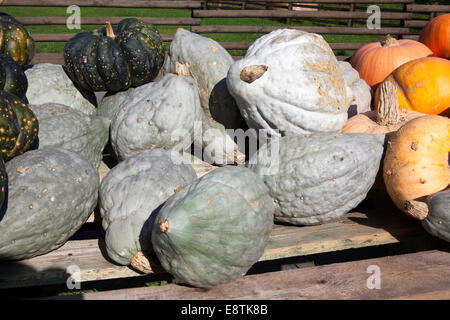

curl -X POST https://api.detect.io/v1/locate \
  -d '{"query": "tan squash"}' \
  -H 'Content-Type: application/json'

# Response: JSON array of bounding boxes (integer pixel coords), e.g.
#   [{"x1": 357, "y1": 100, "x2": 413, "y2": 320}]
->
[
  {"x1": 383, "y1": 115, "x2": 450, "y2": 220},
  {"x1": 341, "y1": 81, "x2": 424, "y2": 140}
]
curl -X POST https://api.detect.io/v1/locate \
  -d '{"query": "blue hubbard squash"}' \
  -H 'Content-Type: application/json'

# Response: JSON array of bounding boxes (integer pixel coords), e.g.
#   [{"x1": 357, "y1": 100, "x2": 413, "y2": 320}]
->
[
  {"x1": 0, "y1": 148, "x2": 98, "y2": 260},
  {"x1": 151, "y1": 166, "x2": 274, "y2": 288}
]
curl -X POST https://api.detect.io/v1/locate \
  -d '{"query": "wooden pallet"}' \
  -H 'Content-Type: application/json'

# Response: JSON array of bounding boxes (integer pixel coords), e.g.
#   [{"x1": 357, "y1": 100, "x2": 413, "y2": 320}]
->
[
  {"x1": 48, "y1": 249, "x2": 450, "y2": 300},
  {"x1": 0, "y1": 187, "x2": 437, "y2": 291}
]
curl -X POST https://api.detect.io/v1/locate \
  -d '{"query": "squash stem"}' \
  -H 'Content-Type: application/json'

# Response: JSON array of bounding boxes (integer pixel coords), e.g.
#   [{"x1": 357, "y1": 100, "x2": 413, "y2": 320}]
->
[
  {"x1": 174, "y1": 61, "x2": 191, "y2": 77},
  {"x1": 105, "y1": 21, "x2": 116, "y2": 40},
  {"x1": 376, "y1": 80, "x2": 400, "y2": 126},
  {"x1": 383, "y1": 34, "x2": 399, "y2": 47}
]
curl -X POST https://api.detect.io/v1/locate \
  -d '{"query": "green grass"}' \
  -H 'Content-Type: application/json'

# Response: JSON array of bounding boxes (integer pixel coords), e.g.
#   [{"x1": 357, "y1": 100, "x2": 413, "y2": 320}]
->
[{"x1": 0, "y1": 3, "x2": 435, "y2": 56}]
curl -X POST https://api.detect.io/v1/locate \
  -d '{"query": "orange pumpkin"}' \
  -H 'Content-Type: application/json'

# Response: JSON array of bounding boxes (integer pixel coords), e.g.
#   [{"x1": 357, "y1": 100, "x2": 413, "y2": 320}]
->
[
  {"x1": 374, "y1": 57, "x2": 450, "y2": 115},
  {"x1": 350, "y1": 35, "x2": 432, "y2": 91},
  {"x1": 419, "y1": 13, "x2": 450, "y2": 59},
  {"x1": 383, "y1": 115, "x2": 450, "y2": 220}
]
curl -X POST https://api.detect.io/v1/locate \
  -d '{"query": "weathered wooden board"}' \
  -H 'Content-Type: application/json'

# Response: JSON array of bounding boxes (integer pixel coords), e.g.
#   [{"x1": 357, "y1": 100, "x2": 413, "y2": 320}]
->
[
  {"x1": 48, "y1": 250, "x2": 450, "y2": 300},
  {"x1": 0, "y1": 193, "x2": 432, "y2": 289}
]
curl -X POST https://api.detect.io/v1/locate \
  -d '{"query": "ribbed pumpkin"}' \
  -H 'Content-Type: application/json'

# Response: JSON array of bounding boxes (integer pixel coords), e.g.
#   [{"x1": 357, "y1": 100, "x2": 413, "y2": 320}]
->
[
  {"x1": 0, "y1": 54, "x2": 27, "y2": 100},
  {"x1": 350, "y1": 35, "x2": 432, "y2": 91},
  {"x1": 374, "y1": 57, "x2": 450, "y2": 115},
  {"x1": 0, "y1": 13, "x2": 35, "y2": 67},
  {"x1": 64, "y1": 18, "x2": 164, "y2": 93},
  {"x1": 0, "y1": 91, "x2": 38, "y2": 161},
  {"x1": 383, "y1": 115, "x2": 450, "y2": 220},
  {"x1": 419, "y1": 14, "x2": 450, "y2": 59}
]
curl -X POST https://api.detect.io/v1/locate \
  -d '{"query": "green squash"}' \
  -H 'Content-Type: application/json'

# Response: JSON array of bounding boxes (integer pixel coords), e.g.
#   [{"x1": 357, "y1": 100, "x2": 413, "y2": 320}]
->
[
  {"x1": 64, "y1": 18, "x2": 164, "y2": 93},
  {"x1": 0, "y1": 148, "x2": 98, "y2": 260},
  {"x1": 0, "y1": 54, "x2": 27, "y2": 100},
  {"x1": 0, "y1": 155, "x2": 6, "y2": 210},
  {"x1": 0, "y1": 91, "x2": 38, "y2": 161},
  {"x1": 152, "y1": 166, "x2": 274, "y2": 288},
  {"x1": 29, "y1": 103, "x2": 109, "y2": 168},
  {"x1": 0, "y1": 13, "x2": 35, "y2": 67},
  {"x1": 99, "y1": 149, "x2": 197, "y2": 273},
  {"x1": 248, "y1": 132, "x2": 385, "y2": 225},
  {"x1": 422, "y1": 190, "x2": 450, "y2": 242}
]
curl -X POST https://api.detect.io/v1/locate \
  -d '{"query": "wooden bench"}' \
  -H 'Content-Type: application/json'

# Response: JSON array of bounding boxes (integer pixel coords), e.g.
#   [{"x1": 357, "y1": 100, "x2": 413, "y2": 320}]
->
[{"x1": 2, "y1": 0, "x2": 450, "y2": 64}]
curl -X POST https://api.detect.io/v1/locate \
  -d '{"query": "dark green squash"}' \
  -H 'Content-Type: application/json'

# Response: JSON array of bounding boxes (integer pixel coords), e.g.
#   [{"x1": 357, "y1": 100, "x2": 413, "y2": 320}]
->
[
  {"x1": 0, "y1": 54, "x2": 27, "y2": 100},
  {"x1": 0, "y1": 91, "x2": 38, "y2": 161},
  {"x1": 0, "y1": 148, "x2": 98, "y2": 260},
  {"x1": 422, "y1": 190, "x2": 450, "y2": 242},
  {"x1": 0, "y1": 155, "x2": 6, "y2": 210},
  {"x1": 151, "y1": 166, "x2": 274, "y2": 288},
  {"x1": 0, "y1": 13, "x2": 35, "y2": 67},
  {"x1": 64, "y1": 18, "x2": 164, "y2": 93}
]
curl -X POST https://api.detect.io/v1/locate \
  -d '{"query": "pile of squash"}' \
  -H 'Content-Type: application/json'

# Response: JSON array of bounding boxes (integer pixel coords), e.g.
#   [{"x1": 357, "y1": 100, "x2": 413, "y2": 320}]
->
[{"x1": 0, "y1": 12, "x2": 448, "y2": 289}]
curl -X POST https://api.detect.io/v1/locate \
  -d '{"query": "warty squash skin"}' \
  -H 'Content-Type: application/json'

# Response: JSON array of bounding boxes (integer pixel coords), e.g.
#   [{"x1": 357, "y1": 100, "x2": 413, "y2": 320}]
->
[
  {"x1": 99, "y1": 149, "x2": 197, "y2": 273},
  {"x1": 0, "y1": 91, "x2": 38, "y2": 161},
  {"x1": 0, "y1": 13, "x2": 35, "y2": 67},
  {"x1": 383, "y1": 115, "x2": 450, "y2": 220},
  {"x1": 163, "y1": 29, "x2": 246, "y2": 165},
  {"x1": 227, "y1": 29, "x2": 349, "y2": 140},
  {"x1": 110, "y1": 69, "x2": 203, "y2": 161},
  {"x1": 29, "y1": 103, "x2": 110, "y2": 168},
  {"x1": 25, "y1": 63, "x2": 97, "y2": 116},
  {"x1": 249, "y1": 132, "x2": 385, "y2": 225},
  {"x1": 151, "y1": 166, "x2": 274, "y2": 288},
  {"x1": 64, "y1": 18, "x2": 164, "y2": 93},
  {"x1": 97, "y1": 87, "x2": 135, "y2": 122},
  {"x1": 339, "y1": 61, "x2": 371, "y2": 117},
  {"x1": 0, "y1": 155, "x2": 6, "y2": 209},
  {"x1": 422, "y1": 190, "x2": 450, "y2": 242},
  {"x1": 0, "y1": 148, "x2": 98, "y2": 260},
  {"x1": 373, "y1": 57, "x2": 450, "y2": 115},
  {"x1": 0, "y1": 54, "x2": 27, "y2": 100}
]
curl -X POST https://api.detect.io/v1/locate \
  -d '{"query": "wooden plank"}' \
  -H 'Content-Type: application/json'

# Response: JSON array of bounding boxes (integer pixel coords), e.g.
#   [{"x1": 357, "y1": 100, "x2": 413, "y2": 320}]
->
[
  {"x1": 404, "y1": 20, "x2": 428, "y2": 28},
  {"x1": 406, "y1": 4, "x2": 450, "y2": 13},
  {"x1": 220, "y1": 41, "x2": 364, "y2": 50},
  {"x1": 0, "y1": 0, "x2": 202, "y2": 8},
  {"x1": 192, "y1": 25, "x2": 409, "y2": 35},
  {"x1": 31, "y1": 53, "x2": 64, "y2": 65},
  {"x1": 0, "y1": 194, "x2": 430, "y2": 289},
  {"x1": 193, "y1": 9, "x2": 413, "y2": 19},
  {"x1": 48, "y1": 250, "x2": 450, "y2": 300},
  {"x1": 207, "y1": 0, "x2": 414, "y2": 3},
  {"x1": 402, "y1": 34, "x2": 420, "y2": 40},
  {"x1": 17, "y1": 17, "x2": 201, "y2": 26},
  {"x1": 31, "y1": 33, "x2": 174, "y2": 42}
]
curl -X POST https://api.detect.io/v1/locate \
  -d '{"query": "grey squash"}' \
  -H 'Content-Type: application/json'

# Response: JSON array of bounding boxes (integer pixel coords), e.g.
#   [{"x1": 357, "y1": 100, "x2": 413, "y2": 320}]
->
[
  {"x1": 0, "y1": 148, "x2": 98, "y2": 260},
  {"x1": 422, "y1": 190, "x2": 450, "y2": 242},
  {"x1": 99, "y1": 149, "x2": 197, "y2": 272},
  {"x1": 227, "y1": 29, "x2": 349, "y2": 140},
  {"x1": 25, "y1": 63, "x2": 97, "y2": 116},
  {"x1": 163, "y1": 29, "x2": 246, "y2": 165},
  {"x1": 29, "y1": 103, "x2": 110, "y2": 168},
  {"x1": 151, "y1": 166, "x2": 274, "y2": 288},
  {"x1": 339, "y1": 61, "x2": 372, "y2": 117},
  {"x1": 248, "y1": 132, "x2": 385, "y2": 225},
  {"x1": 97, "y1": 87, "x2": 136, "y2": 122},
  {"x1": 110, "y1": 70, "x2": 202, "y2": 161}
]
